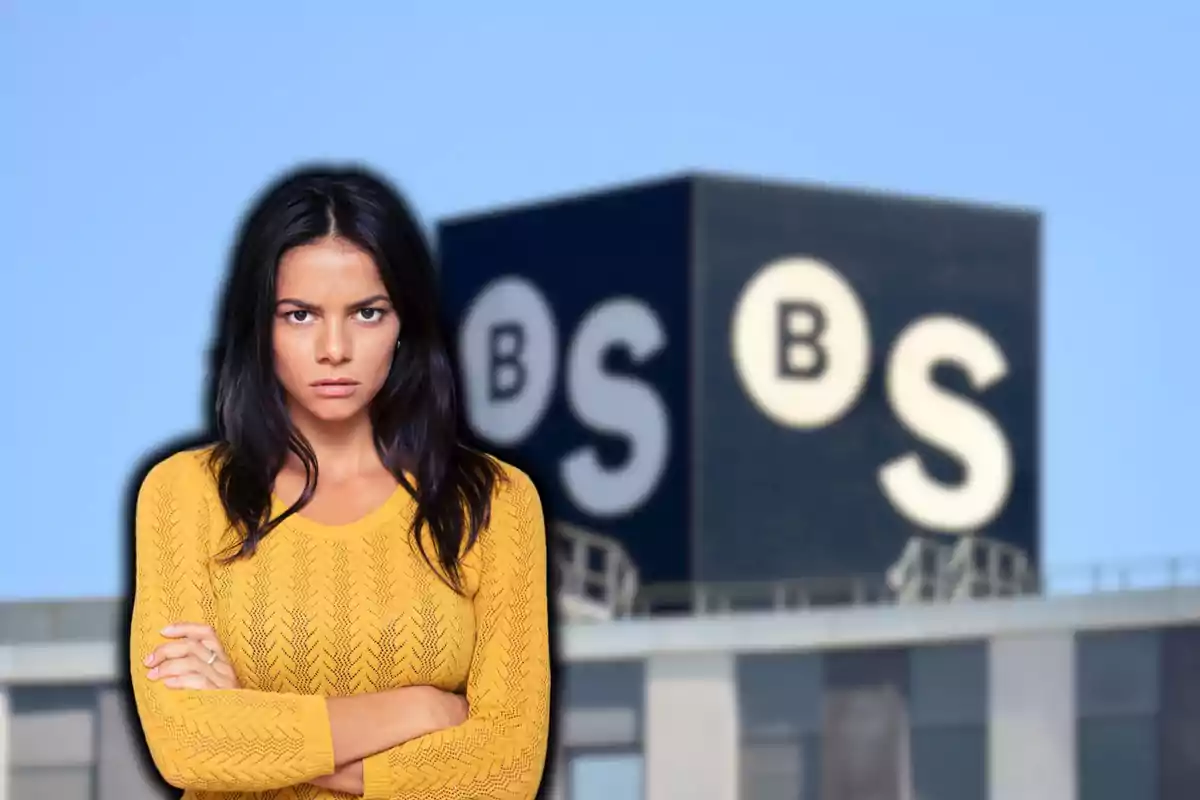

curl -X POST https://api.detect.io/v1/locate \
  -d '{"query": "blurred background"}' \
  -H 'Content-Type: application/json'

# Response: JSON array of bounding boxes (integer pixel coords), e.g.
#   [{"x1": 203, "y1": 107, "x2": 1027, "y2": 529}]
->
[{"x1": 2, "y1": 3, "x2": 1199, "y2": 799}]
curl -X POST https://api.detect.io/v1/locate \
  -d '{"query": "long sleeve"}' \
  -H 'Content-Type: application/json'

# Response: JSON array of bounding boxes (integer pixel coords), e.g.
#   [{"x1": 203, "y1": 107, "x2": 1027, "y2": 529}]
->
[
  {"x1": 128, "y1": 451, "x2": 337, "y2": 792},
  {"x1": 360, "y1": 469, "x2": 552, "y2": 800}
]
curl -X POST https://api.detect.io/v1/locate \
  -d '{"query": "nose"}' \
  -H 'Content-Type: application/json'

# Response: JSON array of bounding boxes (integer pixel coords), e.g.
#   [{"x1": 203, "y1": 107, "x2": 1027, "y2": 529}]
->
[{"x1": 317, "y1": 317, "x2": 351, "y2": 365}]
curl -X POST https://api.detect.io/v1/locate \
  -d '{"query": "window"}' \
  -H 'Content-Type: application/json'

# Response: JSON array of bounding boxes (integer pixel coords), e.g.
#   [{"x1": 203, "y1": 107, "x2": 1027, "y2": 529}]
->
[
  {"x1": 737, "y1": 652, "x2": 823, "y2": 799},
  {"x1": 9, "y1": 685, "x2": 97, "y2": 800},
  {"x1": 1076, "y1": 629, "x2": 1162, "y2": 800},
  {"x1": 910, "y1": 725, "x2": 987, "y2": 800},
  {"x1": 568, "y1": 751, "x2": 643, "y2": 800},
  {"x1": 560, "y1": 661, "x2": 645, "y2": 800},
  {"x1": 821, "y1": 648, "x2": 913, "y2": 800},
  {"x1": 10, "y1": 766, "x2": 94, "y2": 800},
  {"x1": 1160, "y1": 626, "x2": 1200, "y2": 800},
  {"x1": 908, "y1": 643, "x2": 988, "y2": 800},
  {"x1": 740, "y1": 736, "x2": 821, "y2": 799},
  {"x1": 561, "y1": 661, "x2": 643, "y2": 751},
  {"x1": 737, "y1": 644, "x2": 989, "y2": 800},
  {"x1": 1078, "y1": 717, "x2": 1158, "y2": 800}
]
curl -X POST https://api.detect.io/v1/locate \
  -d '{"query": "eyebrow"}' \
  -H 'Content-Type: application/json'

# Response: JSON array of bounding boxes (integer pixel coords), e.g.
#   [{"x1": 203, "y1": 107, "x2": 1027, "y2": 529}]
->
[{"x1": 275, "y1": 294, "x2": 392, "y2": 310}]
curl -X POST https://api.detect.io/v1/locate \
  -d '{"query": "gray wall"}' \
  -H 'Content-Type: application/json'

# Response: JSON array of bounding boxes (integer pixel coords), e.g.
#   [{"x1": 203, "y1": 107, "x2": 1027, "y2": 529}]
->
[
  {"x1": 989, "y1": 632, "x2": 1076, "y2": 800},
  {"x1": 646, "y1": 653, "x2": 738, "y2": 800},
  {"x1": 5, "y1": 617, "x2": 1200, "y2": 800},
  {"x1": 97, "y1": 688, "x2": 170, "y2": 800}
]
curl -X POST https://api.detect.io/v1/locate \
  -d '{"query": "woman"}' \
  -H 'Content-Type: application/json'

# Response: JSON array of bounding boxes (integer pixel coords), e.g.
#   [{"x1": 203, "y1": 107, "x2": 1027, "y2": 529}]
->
[{"x1": 129, "y1": 164, "x2": 550, "y2": 799}]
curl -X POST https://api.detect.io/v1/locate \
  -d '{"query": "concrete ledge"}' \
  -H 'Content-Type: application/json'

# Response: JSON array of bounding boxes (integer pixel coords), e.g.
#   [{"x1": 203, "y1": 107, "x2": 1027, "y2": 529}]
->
[
  {"x1": 4, "y1": 587, "x2": 1199, "y2": 682},
  {"x1": 0, "y1": 642, "x2": 117, "y2": 685},
  {"x1": 562, "y1": 586, "x2": 1200, "y2": 660}
]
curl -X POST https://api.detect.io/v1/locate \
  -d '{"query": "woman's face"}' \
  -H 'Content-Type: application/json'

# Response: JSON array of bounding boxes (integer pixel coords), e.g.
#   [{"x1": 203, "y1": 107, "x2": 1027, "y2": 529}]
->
[{"x1": 273, "y1": 236, "x2": 401, "y2": 426}]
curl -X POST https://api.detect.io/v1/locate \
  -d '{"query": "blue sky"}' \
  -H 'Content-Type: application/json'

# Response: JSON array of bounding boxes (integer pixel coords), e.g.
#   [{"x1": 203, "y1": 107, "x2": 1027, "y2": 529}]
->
[{"x1": 2, "y1": 2, "x2": 1197, "y2": 599}]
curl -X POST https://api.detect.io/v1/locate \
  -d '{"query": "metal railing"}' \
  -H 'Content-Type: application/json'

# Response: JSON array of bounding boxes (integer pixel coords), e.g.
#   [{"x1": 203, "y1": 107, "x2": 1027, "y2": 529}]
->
[
  {"x1": 1042, "y1": 557, "x2": 1200, "y2": 596},
  {"x1": 552, "y1": 521, "x2": 640, "y2": 621},
  {"x1": 613, "y1": 553, "x2": 1200, "y2": 622},
  {"x1": 629, "y1": 574, "x2": 895, "y2": 617},
  {"x1": 887, "y1": 535, "x2": 1038, "y2": 603},
  {"x1": 2, "y1": 541, "x2": 1199, "y2": 639}
]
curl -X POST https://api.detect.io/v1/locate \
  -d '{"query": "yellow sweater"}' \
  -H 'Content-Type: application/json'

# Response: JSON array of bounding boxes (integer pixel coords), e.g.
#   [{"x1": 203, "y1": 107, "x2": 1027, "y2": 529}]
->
[{"x1": 129, "y1": 447, "x2": 551, "y2": 799}]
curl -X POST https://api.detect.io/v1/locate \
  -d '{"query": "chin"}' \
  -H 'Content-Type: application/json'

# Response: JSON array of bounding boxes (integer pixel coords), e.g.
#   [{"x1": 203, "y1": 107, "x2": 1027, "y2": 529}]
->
[{"x1": 301, "y1": 401, "x2": 368, "y2": 424}]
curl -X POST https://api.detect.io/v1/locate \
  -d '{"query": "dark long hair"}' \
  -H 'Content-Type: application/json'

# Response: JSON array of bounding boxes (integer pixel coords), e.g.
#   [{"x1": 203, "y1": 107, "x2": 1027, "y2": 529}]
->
[{"x1": 207, "y1": 163, "x2": 502, "y2": 590}]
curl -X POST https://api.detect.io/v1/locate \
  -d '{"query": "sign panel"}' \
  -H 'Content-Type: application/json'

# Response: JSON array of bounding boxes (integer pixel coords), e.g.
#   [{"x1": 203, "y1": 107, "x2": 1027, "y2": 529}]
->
[
  {"x1": 439, "y1": 175, "x2": 1041, "y2": 589},
  {"x1": 438, "y1": 180, "x2": 694, "y2": 585},
  {"x1": 692, "y1": 176, "x2": 1040, "y2": 582}
]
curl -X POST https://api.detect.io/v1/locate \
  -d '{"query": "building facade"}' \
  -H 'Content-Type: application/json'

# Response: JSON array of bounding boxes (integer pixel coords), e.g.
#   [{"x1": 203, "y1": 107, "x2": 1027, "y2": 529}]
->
[
  {"x1": 438, "y1": 174, "x2": 1042, "y2": 589},
  {"x1": 1, "y1": 585, "x2": 1197, "y2": 800}
]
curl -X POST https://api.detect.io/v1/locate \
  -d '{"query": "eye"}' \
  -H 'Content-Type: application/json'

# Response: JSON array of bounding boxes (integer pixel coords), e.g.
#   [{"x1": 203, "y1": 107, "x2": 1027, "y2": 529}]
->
[
  {"x1": 284, "y1": 309, "x2": 314, "y2": 324},
  {"x1": 357, "y1": 307, "x2": 388, "y2": 323}
]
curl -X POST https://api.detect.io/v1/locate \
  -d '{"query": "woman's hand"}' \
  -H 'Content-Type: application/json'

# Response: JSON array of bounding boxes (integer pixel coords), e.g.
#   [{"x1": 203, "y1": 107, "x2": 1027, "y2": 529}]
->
[
  {"x1": 144, "y1": 622, "x2": 241, "y2": 690},
  {"x1": 308, "y1": 687, "x2": 468, "y2": 794},
  {"x1": 309, "y1": 761, "x2": 365, "y2": 794},
  {"x1": 406, "y1": 685, "x2": 470, "y2": 736}
]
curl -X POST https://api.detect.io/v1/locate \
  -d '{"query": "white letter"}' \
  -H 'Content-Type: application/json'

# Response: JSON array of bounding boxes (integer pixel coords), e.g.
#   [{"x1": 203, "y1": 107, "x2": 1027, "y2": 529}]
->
[
  {"x1": 879, "y1": 315, "x2": 1013, "y2": 533},
  {"x1": 457, "y1": 276, "x2": 557, "y2": 446},
  {"x1": 730, "y1": 256, "x2": 871, "y2": 428},
  {"x1": 561, "y1": 298, "x2": 670, "y2": 517}
]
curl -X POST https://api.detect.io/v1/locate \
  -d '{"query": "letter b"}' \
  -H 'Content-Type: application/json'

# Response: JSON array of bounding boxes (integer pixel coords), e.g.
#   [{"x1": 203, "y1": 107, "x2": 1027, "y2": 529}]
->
[
  {"x1": 488, "y1": 322, "x2": 527, "y2": 401},
  {"x1": 777, "y1": 300, "x2": 828, "y2": 380},
  {"x1": 459, "y1": 277, "x2": 557, "y2": 446},
  {"x1": 732, "y1": 257, "x2": 871, "y2": 429}
]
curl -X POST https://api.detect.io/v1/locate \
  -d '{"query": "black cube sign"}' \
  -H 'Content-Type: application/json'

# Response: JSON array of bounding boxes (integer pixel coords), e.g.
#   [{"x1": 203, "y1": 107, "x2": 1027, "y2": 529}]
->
[
  {"x1": 438, "y1": 174, "x2": 1040, "y2": 587},
  {"x1": 695, "y1": 176, "x2": 1039, "y2": 582},
  {"x1": 439, "y1": 180, "x2": 693, "y2": 587}
]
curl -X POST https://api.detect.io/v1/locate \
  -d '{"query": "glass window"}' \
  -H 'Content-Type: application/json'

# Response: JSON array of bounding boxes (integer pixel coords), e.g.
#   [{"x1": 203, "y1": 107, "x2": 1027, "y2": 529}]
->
[
  {"x1": 1078, "y1": 717, "x2": 1158, "y2": 800},
  {"x1": 740, "y1": 736, "x2": 821, "y2": 800},
  {"x1": 911, "y1": 725, "x2": 987, "y2": 800},
  {"x1": 909, "y1": 643, "x2": 987, "y2": 727},
  {"x1": 820, "y1": 648, "x2": 911, "y2": 800},
  {"x1": 737, "y1": 652, "x2": 822, "y2": 738},
  {"x1": 561, "y1": 661, "x2": 644, "y2": 750},
  {"x1": 10, "y1": 766, "x2": 93, "y2": 800},
  {"x1": 823, "y1": 648, "x2": 908, "y2": 692},
  {"x1": 1161, "y1": 625, "x2": 1200, "y2": 717},
  {"x1": 1159, "y1": 626, "x2": 1200, "y2": 799},
  {"x1": 1159, "y1": 716, "x2": 1200, "y2": 800},
  {"x1": 1076, "y1": 629, "x2": 1161, "y2": 718},
  {"x1": 907, "y1": 643, "x2": 988, "y2": 800},
  {"x1": 737, "y1": 653, "x2": 824, "y2": 798},
  {"x1": 568, "y1": 751, "x2": 643, "y2": 800},
  {"x1": 9, "y1": 685, "x2": 97, "y2": 769},
  {"x1": 564, "y1": 661, "x2": 644, "y2": 712}
]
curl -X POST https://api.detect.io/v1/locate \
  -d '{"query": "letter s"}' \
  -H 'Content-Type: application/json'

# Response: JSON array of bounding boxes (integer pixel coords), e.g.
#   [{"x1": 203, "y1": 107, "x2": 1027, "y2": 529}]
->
[
  {"x1": 561, "y1": 298, "x2": 670, "y2": 518},
  {"x1": 878, "y1": 315, "x2": 1014, "y2": 533}
]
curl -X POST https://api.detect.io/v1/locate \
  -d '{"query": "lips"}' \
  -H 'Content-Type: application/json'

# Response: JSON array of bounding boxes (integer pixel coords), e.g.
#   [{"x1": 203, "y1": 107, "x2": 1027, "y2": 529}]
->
[{"x1": 311, "y1": 379, "x2": 360, "y2": 398}]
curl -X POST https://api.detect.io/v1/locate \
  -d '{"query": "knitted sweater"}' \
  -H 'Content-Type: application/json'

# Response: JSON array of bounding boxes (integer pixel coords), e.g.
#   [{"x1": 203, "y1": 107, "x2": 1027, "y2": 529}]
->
[{"x1": 129, "y1": 447, "x2": 550, "y2": 799}]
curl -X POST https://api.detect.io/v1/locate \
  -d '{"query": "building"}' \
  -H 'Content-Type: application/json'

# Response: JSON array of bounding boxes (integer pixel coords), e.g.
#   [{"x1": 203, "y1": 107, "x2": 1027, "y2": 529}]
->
[
  {"x1": 0, "y1": 175, "x2": 1121, "y2": 800},
  {"x1": 438, "y1": 173, "x2": 1043, "y2": 591},
  {"x1": 2, "y1": 560, "x2": 1197, "y2": 800}
]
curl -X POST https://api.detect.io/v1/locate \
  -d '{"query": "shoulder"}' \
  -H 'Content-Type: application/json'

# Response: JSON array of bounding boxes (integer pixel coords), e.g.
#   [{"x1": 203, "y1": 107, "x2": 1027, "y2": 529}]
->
[
  {"x1": 134, "y1": 445, "x2": 225, "y2": 555},
  {"x1": 138, "y1": 444, "x2": 220, "y2": 503},
  {"x1": 489, "y1": 457, "x2": 540, "y2": 506},
  {"x1": 484, "y1": 456, "x2": 546, "y2": 537}
]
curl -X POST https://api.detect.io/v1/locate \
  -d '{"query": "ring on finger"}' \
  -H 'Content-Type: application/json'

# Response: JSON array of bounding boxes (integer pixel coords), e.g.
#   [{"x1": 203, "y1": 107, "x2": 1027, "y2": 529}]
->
[{"x1": 205, "y1": 649, "x2": 218, "y2": 666}]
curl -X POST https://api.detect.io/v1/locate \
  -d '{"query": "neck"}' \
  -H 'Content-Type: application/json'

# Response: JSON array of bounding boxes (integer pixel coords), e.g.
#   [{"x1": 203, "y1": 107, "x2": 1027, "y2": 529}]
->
[{"x1": 285, "y1": 406, "x2": 383, "y2": 483}]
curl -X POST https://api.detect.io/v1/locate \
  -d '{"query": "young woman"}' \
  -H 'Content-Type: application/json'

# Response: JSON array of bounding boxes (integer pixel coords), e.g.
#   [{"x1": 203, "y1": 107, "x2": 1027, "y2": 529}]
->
[{"x1": 128, "y1": 165, "x2": 550, "y2": 799}]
